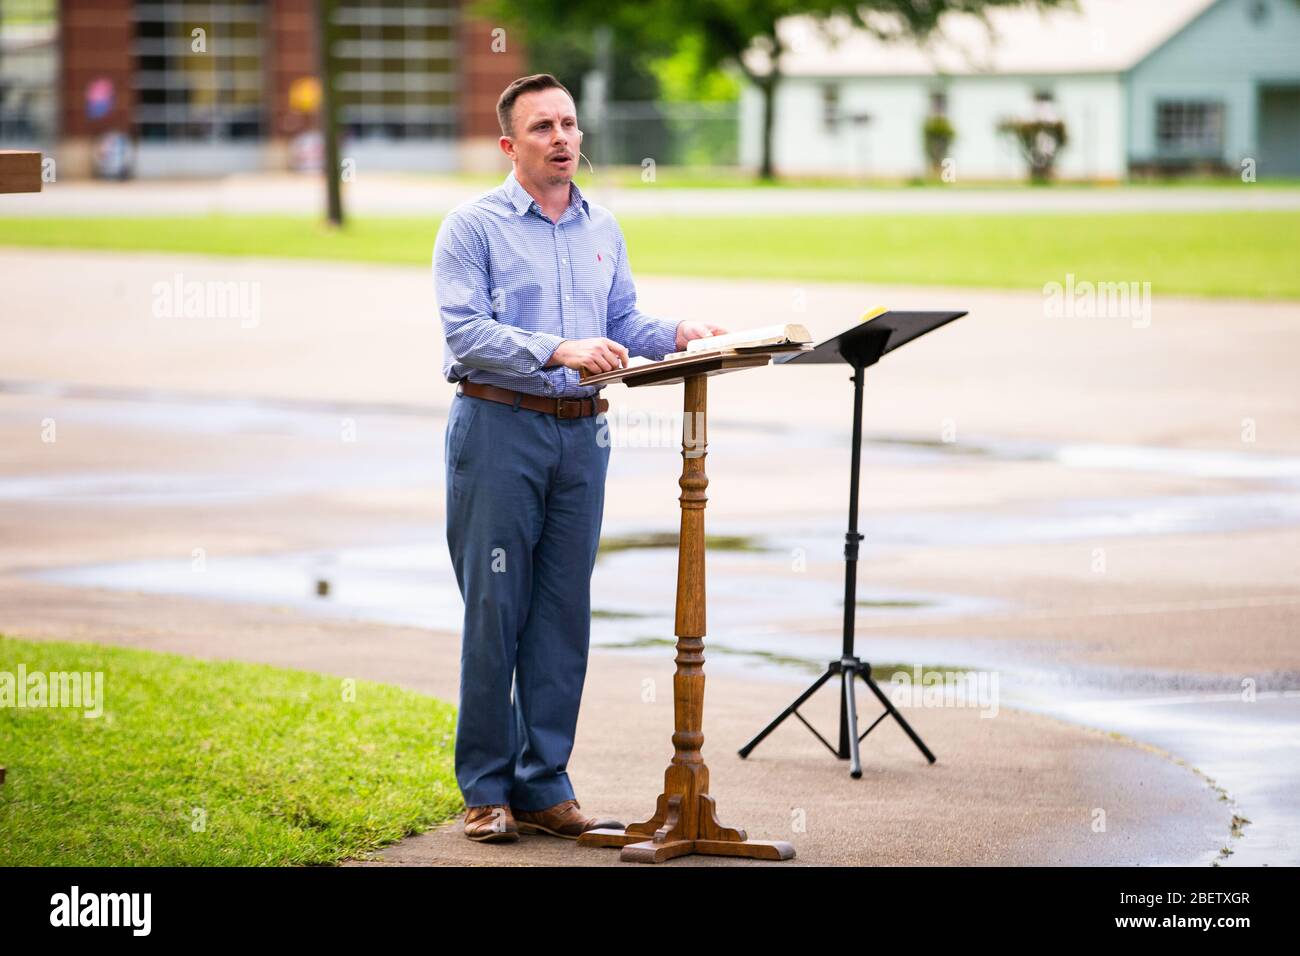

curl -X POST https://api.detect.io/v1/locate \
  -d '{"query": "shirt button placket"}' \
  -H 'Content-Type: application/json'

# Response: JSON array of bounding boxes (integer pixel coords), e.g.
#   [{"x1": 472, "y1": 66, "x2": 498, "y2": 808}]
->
[
  {"x1": 557, "y1": 225, "x2": 573, "y2": 338},
  {"x1": 557, "y1": 221, "x2": 579, "y2": 395}
]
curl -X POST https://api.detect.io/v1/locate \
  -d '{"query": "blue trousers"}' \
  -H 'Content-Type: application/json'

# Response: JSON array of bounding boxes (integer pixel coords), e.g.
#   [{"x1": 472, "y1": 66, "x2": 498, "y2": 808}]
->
[{"x1": 444, "y1": 390, "x2": 610, "y2": 810}]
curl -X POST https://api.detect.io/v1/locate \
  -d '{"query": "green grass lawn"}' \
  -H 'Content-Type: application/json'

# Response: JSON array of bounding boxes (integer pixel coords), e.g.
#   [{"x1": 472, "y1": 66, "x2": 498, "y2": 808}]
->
[
  {"x1": 0, "y1": 634, "x2": 461, "y2": 865},
  {"x1": 0, "y1": 210, "x2": 1296, "y2": 298}
]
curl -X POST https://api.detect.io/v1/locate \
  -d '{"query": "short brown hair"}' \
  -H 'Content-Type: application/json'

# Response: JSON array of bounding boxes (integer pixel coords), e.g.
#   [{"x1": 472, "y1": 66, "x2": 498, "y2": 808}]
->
[{"x1": 496, "y1": 73, "x2": 574, "y2": 138}]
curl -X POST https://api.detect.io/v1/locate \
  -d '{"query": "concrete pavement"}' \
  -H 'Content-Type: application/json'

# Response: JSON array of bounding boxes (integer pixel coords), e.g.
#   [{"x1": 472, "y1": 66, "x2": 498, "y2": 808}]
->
[{"x1": 4, "y1": 248, "x2": 1294, "y2": 865}]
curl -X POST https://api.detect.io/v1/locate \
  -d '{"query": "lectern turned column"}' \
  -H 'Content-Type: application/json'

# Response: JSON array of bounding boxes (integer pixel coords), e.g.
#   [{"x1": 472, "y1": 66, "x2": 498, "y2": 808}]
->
[{"x1": 575, "y1": 348, "x2": 800, "y2": 863}]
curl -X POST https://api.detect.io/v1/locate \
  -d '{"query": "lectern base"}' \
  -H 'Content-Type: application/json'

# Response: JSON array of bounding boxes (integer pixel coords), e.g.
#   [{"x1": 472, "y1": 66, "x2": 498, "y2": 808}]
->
[
  {"x1": 579, "y1": 829, "x2": 795, "y2": 863},
  {"x1": 577, "y1": 791, "x2": 795, "y2": 863}
]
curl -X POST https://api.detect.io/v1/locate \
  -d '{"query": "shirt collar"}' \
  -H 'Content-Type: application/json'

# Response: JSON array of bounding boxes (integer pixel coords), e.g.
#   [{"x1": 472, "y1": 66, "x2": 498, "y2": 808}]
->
[{"x1": 503, "y1": 169, "x2": 589, "y2": 220}]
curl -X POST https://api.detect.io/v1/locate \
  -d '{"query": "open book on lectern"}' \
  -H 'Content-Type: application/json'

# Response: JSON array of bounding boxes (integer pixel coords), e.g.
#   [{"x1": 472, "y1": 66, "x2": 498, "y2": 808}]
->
[{"x1": 578, "y1": 322, "x2": 814, "y2": 388}]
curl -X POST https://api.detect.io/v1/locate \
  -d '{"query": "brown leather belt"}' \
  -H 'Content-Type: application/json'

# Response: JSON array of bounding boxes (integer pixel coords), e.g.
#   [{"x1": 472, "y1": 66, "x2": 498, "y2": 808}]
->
[{"x1": 457, "y1": 380, "x2": 608, "y2": 419}]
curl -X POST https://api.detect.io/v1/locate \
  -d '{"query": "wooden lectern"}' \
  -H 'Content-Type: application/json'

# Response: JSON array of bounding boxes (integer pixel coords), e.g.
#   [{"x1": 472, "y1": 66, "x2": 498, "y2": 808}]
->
[
  {"x1": 574, "y1": 345, "x2": 803, "y2": 863},
  {"x1": 0, "y1": 151, "x2": 43, "y2": 194}
]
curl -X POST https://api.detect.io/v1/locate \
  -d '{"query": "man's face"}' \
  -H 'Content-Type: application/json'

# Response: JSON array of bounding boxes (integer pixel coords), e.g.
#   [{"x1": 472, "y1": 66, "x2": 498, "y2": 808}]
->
[{"x1": 503, "y1": 86, "x2": 580, "y2": 187}]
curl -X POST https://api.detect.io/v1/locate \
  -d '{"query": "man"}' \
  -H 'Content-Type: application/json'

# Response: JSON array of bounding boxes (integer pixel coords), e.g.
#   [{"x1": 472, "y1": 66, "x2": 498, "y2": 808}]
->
[{"x1": 434, "y1": 73, "x2": 726, "y2": 844}]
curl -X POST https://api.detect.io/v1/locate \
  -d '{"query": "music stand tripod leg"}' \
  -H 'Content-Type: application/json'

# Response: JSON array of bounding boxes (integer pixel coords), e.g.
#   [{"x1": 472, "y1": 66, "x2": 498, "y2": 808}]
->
[
  {"x1": 737, "y1": 668, "x2": 836, "y2": 758},
  {"x1": 843, "y1": 666, "x2": 863, "y2": 778},
  {"x1": 859, "y1": 669, "x2": 937, "y2": 764}
]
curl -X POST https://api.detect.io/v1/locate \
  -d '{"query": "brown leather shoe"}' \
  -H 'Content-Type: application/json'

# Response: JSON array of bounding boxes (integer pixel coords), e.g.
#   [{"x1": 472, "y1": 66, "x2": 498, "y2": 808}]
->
[
  {"x1": 463, "y1": 803, "x2": 519, "y2": 843},
  {"x1": 512, "y1": 799, "x2": 624, "y2": 839}
]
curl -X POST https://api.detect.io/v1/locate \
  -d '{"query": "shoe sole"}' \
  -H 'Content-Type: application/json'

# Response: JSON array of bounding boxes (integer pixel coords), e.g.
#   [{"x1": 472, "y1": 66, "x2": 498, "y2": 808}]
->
[
  {"x1": 515, "y1": 821, "x2": 580, "y2": 839},
  {"x1": 465, "y1": 829, "x2": 519, "y2": 843}
]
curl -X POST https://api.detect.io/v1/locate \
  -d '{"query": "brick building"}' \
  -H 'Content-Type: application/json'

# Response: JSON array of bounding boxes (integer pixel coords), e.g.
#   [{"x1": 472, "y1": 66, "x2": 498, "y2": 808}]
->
[{"x1": 0, "y1": 0, "x2": 525, "y2": 177}]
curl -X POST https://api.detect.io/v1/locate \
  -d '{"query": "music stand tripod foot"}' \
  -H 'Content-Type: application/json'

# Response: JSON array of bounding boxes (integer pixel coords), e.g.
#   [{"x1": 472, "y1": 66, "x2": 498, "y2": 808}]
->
[{"x1": 738, "y1": 654, "x2": 936, "y2": 777}]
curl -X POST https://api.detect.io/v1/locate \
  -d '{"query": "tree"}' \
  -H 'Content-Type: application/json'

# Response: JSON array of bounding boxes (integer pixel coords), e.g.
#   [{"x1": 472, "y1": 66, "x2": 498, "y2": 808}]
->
[
  {"x1": 512, "y1": 23, "x2": 671, "y2": 167},
  {"x1": 999, "y1": 118, "x2": 1068, "y2": 183},
  {"x1": 317, "y1": 0, "x2": 344, "y2": 226},
  {"x1": 482, "y1": 0, "x2": 1071, "y2": 180}
]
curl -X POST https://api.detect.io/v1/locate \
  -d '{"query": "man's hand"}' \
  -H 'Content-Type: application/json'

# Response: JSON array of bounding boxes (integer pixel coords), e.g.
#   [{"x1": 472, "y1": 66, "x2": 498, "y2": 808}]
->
[
  {"x1": 675, "y1": 321, "x2": 728, "y2": 352},
  {"x1": 546, "y1": 337, "x2": 630, "y2": 375}
]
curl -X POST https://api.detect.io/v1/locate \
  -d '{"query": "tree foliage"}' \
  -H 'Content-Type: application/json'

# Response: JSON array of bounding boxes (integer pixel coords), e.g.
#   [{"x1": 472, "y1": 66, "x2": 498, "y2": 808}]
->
[{"x1": 480, "y1": 0, "x2": 1074, "y2": 179}]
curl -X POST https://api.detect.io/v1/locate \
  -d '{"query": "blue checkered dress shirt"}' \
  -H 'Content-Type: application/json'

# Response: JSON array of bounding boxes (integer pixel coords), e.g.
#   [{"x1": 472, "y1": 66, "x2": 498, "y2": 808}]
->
[{"x1": 434, "y1": 170, "x2": 681, "y2": 399}]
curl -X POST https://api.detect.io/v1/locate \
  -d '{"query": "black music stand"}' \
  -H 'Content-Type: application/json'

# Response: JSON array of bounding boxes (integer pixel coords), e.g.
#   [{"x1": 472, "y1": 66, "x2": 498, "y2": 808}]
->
[{"x1": 738, "y1": 309, "x2": 967, "y2": 777}]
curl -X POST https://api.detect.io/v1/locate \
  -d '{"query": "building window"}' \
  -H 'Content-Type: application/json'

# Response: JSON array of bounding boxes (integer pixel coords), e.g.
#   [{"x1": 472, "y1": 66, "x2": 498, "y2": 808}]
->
[
  {"x1": 0, "y1": 0, "x2": 59, "y2": 146},
  {"x1": 1031, "y1": 88, "x2": 1058, "y2": 119},
  {"x1": 1156, "y1": 100, "x2": 1225, "y2": 158},
  {"x1": 132, "y1": 1, "x2": 267, "y2": 142},
  {"x1": 333, "y1": 1, "x2": 457, "y2": 141},
  {"x1": 821, "y1": 83, "x2": 839, "y2": 133}
]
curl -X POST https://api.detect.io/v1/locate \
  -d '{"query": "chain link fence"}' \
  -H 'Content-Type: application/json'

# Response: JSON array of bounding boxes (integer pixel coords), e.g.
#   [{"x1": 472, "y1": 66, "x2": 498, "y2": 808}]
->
[{"x1": 583, "y1": 100, "x2": 739, "y2": 170}]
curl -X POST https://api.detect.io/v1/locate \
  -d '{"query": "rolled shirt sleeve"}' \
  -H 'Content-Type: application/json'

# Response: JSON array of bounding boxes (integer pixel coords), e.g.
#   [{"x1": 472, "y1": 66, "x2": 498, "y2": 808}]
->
[
  {"x1": 605, "y1": 224, "x2": 681, "y2": 361},
  {"x1": 435, "y1": 211, "x2": 567, "y2": 377}
]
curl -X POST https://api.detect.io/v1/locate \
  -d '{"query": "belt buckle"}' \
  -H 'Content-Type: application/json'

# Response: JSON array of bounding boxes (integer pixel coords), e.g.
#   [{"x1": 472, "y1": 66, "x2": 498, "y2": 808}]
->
[{"x1": 557, "y1": 398, "x2": 581, "y2": 419}]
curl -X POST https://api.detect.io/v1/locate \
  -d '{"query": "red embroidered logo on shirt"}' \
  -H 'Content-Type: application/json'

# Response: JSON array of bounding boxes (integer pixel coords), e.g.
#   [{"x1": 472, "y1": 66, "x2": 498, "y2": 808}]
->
[{"x1": 597, "y1": 252, "x2": 603, "y2": 262}]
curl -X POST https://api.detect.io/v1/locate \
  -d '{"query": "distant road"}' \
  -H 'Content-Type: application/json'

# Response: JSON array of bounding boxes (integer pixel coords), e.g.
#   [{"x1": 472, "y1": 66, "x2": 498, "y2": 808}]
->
[{"x1": 5, "y1": 172, "x2": 1299, "y2": 218}]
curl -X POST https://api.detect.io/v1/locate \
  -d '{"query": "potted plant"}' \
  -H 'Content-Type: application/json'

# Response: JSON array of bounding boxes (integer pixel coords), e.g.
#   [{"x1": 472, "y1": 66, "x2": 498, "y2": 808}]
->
[{"x1": 923, "y1": 114, "x2": 956, "y2": 179}]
